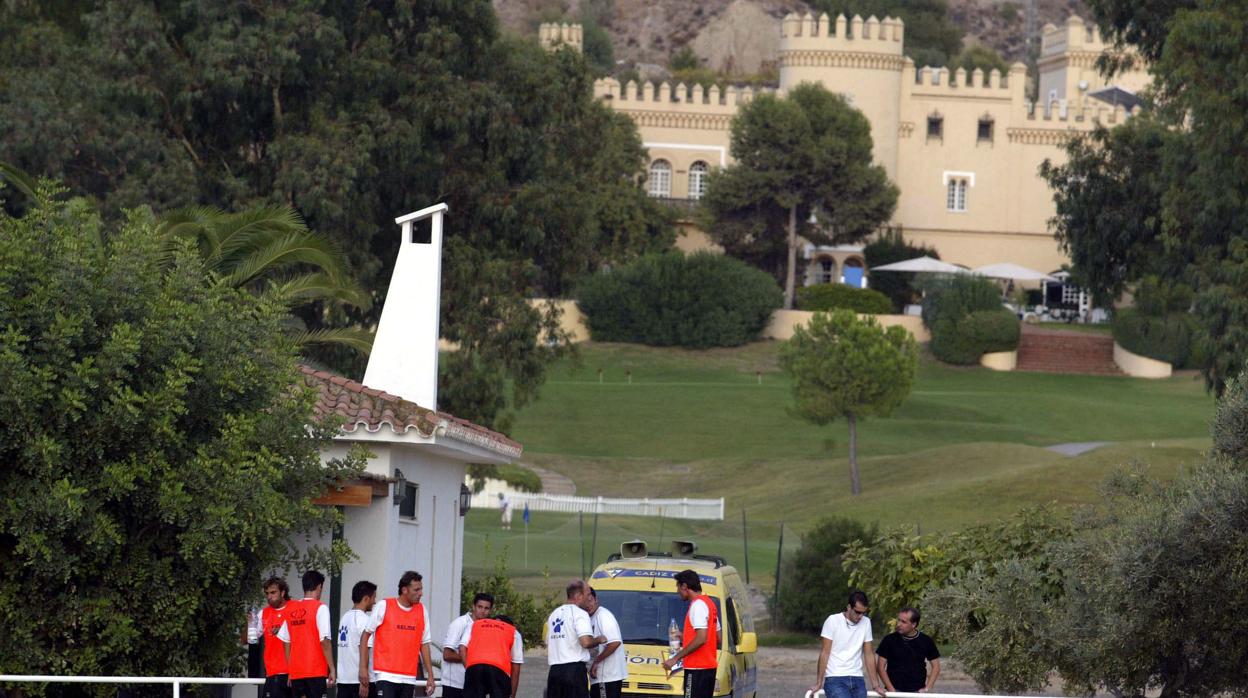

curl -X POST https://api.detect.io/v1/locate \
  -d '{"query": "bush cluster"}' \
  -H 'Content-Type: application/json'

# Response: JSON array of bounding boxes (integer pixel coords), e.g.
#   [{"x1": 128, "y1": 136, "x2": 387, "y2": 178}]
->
[
  {"x1": 576, "y1": 252, "x2": 782, "y2": 349},
  {"x1": 931, "y1": 309, "x2": 1022, "y2": 365},
  {"x1": 771, "y1": 517, "x2": 878, "y2": 632},
  {"x1": 796, "y1": 283, "x2": 893, "y2": 314},
  {"x1": 1113, "y1": 308, "x2": 1199, "y2": 367},
  {"x1": 922, "y1": 276, "x2": 1020, "y2": 364}
]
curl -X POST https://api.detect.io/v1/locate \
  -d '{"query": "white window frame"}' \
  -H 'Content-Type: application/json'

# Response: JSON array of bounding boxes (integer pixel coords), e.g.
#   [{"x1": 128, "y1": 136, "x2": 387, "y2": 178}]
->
[
  {"x1": 688, "y1": 161, "x2": 709, "y2": 200},
  {"x1": 648, "y1": 160, "x2": 672, "y2": 198},
  {"x1": 943, "y1": 171, "x2": 974, "y2": 213}
]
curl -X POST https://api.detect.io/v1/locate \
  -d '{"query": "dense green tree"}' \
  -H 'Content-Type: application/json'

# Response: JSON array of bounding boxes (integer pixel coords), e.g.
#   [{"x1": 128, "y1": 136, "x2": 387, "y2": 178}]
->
[
  {"x1": 779, "y1": 310, "x2": 917, "y2": 495},
  {"x1": 808, "y1": 0, "x2": 963, "y2": 67},
  {"x1": 0, "y1": 1, "x2": 671, "y2": 428},
  {"x1": 1040, "y1": 1, "x2": 1248, "y2": 393},
  {"x1": 863, "y1": 228, "x2": 940, "y2": 311},
  {"x1": 0, "y1": 190, "x2": 364, "y2": 678},
  {"x1": 771, "y1": 517, "x2": 877, "y2": 632},
  {"x1": 701, "y1": 83, "x2": 897, "y2": 309},
  {"x1": 951, "y1": 44, "x2": 1009, "y2": 75}
]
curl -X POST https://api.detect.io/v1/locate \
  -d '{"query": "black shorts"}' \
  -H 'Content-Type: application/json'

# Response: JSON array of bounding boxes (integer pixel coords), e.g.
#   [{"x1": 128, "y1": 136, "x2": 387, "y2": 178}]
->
[
  {"x1": 442, "y1": 688, "x2": 464, "y2": 698},
  {"x1": 290, "y1": 677, "x2": 327, "y2": 698},
  {"x1": 463, "y1": 664, "x2": 511, "y2": 698},
  {"x1": 590, "y1": 680, "x2": 622, "y2": 698},
  {"x1": 338, "y1": 684, "x2": 366, "y2": 698},
  {"x1": 264, "y1": 675, "x2": 290, "y2": 698},
  {"x1": 683, "y1": 668, "x2": 716, "y2": 698},
  {"x1": 546, "y1": 662, "x2": 589, "y2": 698},
  {"x1": 373, "y1": 681, "x2": 416, "y2": 698}
]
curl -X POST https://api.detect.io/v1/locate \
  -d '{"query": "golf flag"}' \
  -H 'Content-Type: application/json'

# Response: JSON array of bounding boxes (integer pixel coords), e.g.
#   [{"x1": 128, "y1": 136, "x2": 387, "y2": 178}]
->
[{"x1": 522, "y1": 503, "x2": 530, "y2": 524}]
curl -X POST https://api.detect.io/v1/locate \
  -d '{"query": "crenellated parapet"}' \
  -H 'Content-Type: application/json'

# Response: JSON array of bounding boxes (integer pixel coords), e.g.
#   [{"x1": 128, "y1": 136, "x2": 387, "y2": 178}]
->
[
  {"x1": 779, "y1": 13, "x2": 907, "y2": 71},
  {"x1": 1040, "y1": 16, "x2": 1104, "y2": 57},
  {"x1": 539, "y1": 22, "x2": 583, "y2": 53},
  {"x1": 593, "y1": 78, "x2": 774, "y2": 131}
]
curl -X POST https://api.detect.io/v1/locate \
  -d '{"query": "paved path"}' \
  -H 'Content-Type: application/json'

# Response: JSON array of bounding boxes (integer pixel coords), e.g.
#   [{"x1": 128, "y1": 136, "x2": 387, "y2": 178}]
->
[
  {"x1": 1045, "y1": 441, "x2": 1114, "y2": 456},
  {"x1": 524, "y1": 463, "x2": 576, "y2": 495}
]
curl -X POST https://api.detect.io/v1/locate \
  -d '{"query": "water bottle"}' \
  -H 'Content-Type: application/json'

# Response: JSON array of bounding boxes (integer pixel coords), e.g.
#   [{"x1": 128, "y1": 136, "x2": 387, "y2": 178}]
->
[{"x1": 668, "y1": 617, "x2": 680, "y2": 654}]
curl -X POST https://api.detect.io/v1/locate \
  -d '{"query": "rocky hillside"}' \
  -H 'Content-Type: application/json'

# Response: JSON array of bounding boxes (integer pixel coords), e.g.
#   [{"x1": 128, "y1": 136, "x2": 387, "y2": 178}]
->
[{"x1": 494, "y1": 0, "x2": 1091, "y2": 75}]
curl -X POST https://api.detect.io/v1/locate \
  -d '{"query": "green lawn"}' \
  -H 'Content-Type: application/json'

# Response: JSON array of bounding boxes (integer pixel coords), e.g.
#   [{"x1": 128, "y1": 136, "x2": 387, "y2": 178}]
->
[{"x1": 465, "y1": 341, "x2": 1214, "y2": 591}]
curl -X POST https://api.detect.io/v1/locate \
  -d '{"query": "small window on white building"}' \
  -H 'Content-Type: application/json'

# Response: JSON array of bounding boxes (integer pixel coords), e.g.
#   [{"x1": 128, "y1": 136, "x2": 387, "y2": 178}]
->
[
  {"x1": 947, "y1": 178, "x2": 968, "y2": 212},
  {"x1": 398, "y1": 482, "x2": 419, "y2": 520},
  {"x1": 688, "y1": 161, "x2": 709, "y2": 200},
  {"x1": 648, "y1": 159, "x2": 672, "y2": 198}
]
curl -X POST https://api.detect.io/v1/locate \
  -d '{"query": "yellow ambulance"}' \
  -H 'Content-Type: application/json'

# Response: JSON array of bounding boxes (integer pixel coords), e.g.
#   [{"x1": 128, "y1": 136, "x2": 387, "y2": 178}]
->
[{"x1": 588, "y1": 540, "x2": 758, "y2": 698}]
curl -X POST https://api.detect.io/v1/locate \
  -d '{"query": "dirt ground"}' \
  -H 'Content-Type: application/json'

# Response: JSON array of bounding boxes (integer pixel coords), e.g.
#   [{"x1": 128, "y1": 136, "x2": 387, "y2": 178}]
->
[{"x1": 515, "y1": 645, "x2": 987, "y2": 698}]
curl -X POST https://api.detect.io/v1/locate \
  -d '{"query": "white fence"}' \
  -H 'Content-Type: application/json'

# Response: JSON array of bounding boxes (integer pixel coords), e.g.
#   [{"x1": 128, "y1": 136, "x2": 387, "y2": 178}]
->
[{"x1": 472, "y1": 491, "x2": 725, "y2": 520}]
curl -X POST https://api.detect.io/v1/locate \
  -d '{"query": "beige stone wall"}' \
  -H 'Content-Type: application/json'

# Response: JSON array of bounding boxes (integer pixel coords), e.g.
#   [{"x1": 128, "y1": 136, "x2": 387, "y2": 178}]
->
[
  {"x1": 763, "y1": 309, "x2": 930, "y2": 342},
  {"x1": 1038, "y1": 17, "x2": 1150, "y2": 103},
  {"x1": 591, "y1": 14, "x2": 1150, "y2": 274},
  {"x1": 539, "y1": 23, "x2": 583, "y2": 53}
]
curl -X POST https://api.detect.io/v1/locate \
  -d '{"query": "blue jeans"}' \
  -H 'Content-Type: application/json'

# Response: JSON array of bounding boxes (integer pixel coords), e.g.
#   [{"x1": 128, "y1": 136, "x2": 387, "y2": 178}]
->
[{"x1": 823, "y1": 676, "x2": 867, "y2": 698}]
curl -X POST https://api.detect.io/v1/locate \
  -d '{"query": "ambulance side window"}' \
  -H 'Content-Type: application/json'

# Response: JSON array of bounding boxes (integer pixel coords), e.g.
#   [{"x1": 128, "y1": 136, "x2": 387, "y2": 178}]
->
[{"x1": 725, "y1": 597, "x2": 742, "y2": 650}]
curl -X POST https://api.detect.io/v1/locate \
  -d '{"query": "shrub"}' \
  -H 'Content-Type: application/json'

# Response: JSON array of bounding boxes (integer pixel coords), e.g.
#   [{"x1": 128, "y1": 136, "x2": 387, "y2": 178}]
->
[
  {"x1": 796, "y1": 283, "x2": 893, "y2": 314},
  {"x1": 920, "y1": 274, "x2": 1002, "y2": 329},
  {"x1": 930, "y1": 309, "x2": 1020, "y2": 365},
  {"x1": 864, "y1": 229, "x2": 941, "y2": 311},
  {"x1": 1113, "y1": 308, "x2": 1196, "y2": 367},
  {"x1": 576, "y1": 252, "x2": 782, "y2": 348},
  {"x1": 771, "y1": 517, "x2": 878, "y2": 632},
  {"x1": 462, "y1": 548, "x2": 560, "y2": 647}
]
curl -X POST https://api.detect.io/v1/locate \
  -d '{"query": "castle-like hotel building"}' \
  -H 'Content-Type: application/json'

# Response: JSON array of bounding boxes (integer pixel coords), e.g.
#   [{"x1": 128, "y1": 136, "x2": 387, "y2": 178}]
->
[{"x1": 545, "y1": 15, "x2": 1148, "y2": 285}]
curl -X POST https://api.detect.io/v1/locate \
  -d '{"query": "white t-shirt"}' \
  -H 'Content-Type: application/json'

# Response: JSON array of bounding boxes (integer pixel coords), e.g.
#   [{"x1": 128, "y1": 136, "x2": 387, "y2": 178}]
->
[
  {"x1": 337, "y1": 608, "x2": 375, "y2": 682},
  {"x1": 820, "y1": 612, "x2": 874, "y2": 677},
  {"x1": 687, "y1": 598, "x2": 710, "y2": 630},
  {"x1": 589, "y1": 607, "x2": 627, "y2": 684},
  {"x1": 366, "y1": 599, "x2": 432, "y2": 685},
  {"x1": 457, "y1": 623, "x2": 525, "y2": 664},
  {"x1": 546, "y1": 604, "x2": 593, "y2": 666},
  {"x1": 277, "y1": 597, "x2": 332, "y2": 642},
  {"x1": 441, "y1": 613, "x2": 474, "y2": 689}
]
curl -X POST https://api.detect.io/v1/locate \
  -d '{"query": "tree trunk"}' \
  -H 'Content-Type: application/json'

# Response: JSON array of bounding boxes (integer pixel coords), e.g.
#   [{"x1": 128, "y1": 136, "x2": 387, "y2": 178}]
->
[
  {"x1": 784, "y1": 203, "x2": 798, "y2": 309},
  {"x1": 848, "y1": 413, "x2": 861, "y2": 495}
]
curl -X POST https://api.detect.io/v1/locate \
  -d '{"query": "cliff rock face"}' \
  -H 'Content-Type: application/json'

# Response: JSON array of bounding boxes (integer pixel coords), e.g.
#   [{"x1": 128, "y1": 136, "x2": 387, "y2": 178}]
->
[{"x1": 495, "y1": 0, "x2": 1093, "y2": 74}]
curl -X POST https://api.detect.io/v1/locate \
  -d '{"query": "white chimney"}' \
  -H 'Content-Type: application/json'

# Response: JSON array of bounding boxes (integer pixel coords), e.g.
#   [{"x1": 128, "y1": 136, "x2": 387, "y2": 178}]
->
[{"x1": 362, "y1": 203, "x2": 448, "y2": 410}]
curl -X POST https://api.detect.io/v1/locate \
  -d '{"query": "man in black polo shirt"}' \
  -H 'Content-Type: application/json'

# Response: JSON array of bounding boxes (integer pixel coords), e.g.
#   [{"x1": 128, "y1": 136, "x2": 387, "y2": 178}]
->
[{"x1": 875, "y1": 607, "x2": 941, "y2": 693}]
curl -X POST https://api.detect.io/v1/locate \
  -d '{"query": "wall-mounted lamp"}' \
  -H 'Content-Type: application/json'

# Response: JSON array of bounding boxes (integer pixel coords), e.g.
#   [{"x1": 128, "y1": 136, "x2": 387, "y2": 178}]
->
[
  {"x1": 459, "y1": 483, "x2": 472, "y2": 517},
  {"x1": 392, "y1": 470, "x2": 408, "y2": 506}
]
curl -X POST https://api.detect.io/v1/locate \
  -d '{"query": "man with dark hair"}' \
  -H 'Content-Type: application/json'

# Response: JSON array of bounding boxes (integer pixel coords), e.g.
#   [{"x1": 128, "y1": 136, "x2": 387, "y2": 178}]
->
[
  {"x1": 443, "y1": 593, "x2": 496, "y2": 698},
  {"x1": 811, "y1": 590, "x2": 886, "y2": 698},
  {"x1": 545, "y1": 580, "x2": 606, "y2": 698},
  {"x1": 337, "y1": 581, "x2": 378, "y2": 698},
  {"x1": 585, "y1": 587, "x2": 626, "y2": 698},
  {"x1": 261, "y1": 578, "x2": 292, "y2": 698},
  {"x1": 876, "y1": 607, "x2": 940, "y2": 694},
  {"x1": 662, "y1": 570, "x2": 719, "y2": 698},
  {"x1": 459, "y1": 612, "x2": 524, "y2": 698},
  {"x1": 359, "y1": 571, "x2": 435, "y2": 698},
  {"x1": 278, "y1": 571, "x2": 335, "y2": 698}
]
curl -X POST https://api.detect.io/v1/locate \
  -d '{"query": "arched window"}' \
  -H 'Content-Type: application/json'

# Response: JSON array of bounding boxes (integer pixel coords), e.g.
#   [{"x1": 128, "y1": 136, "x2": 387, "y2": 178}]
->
[
  {"x1": 688, "y1": 161, "x2": 709, "y2": 200},
  {"x1": 842, "y1": 258, "x2": 866, "y2": 288},
  {"x1": 648, "y1": 160, "x2": 672, "y2": 198}
]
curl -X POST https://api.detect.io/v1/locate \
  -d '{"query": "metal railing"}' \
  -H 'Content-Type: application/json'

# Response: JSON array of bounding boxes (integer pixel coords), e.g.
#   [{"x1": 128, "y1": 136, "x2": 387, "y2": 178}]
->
[{"x1": 0, "y1": 675, "x2": 262, "y2": 698}]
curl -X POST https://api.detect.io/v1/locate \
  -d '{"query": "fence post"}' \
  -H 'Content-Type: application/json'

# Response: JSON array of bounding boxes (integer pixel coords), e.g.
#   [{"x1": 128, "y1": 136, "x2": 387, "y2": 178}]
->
[
  {"x1": 682, "y1": 497, "x2": 689, "y2": 517},
  {"x1": 741, "y1": 508, "x2": 750, "y2": 584},
  {"x1": 173, "y1": 679, "x2": 180, "y2": 698},
  {"x1": 773, "y1": 521, "x2": 786, "y2": 603}
]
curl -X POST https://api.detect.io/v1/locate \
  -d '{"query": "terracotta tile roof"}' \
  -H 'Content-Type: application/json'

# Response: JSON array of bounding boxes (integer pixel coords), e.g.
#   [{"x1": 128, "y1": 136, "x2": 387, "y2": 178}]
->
[{"x1": 297, "y1": 365, "x2": 523, "y2": 460}]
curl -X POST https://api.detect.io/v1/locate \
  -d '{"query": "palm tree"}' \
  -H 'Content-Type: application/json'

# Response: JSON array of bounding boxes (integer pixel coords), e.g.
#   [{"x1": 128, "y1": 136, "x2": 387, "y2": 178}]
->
[{"x1": 156, "y1": 206, "x2": 374, "y2": 354}]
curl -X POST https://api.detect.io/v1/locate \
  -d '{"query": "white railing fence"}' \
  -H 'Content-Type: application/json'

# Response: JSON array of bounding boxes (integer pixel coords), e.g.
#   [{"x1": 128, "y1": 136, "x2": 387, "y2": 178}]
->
[
  {"x1": 0, "y1": 676, "x2": 261, "y2": 698},
  {"x1": 471, "y1": 491, "x2": 724, "y2": 520}
]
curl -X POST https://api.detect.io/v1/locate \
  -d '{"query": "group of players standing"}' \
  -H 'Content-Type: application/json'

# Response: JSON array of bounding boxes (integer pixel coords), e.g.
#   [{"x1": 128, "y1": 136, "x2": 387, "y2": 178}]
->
[{"x1": 252, "y1": 568, "x2": 721, "y2": 698}]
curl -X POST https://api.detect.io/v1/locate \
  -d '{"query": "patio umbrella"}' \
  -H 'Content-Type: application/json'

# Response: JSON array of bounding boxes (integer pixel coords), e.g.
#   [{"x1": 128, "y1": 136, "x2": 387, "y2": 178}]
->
[
  {"x1": 870, "y1": 256, "x2": 969, "y2": 274},
  {"x1": 972, "y1": 263, "x2": 1057, "y2": 281}
]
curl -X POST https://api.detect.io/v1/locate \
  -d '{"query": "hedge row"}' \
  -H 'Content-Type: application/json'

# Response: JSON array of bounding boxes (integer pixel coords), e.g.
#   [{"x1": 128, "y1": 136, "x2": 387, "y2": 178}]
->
[
  {"x1": 576, "y1": 252, "x2": 782, "y2": 348},
  {"x1": 1113, "y1": 308, "x2": 1202, "y2": 368},
  {"x1": 796, "y1": 283, "x2": 893, "y2": 314},
  {"x1": 922, "y1": 276, "x2": 1020, "y2": 364}
]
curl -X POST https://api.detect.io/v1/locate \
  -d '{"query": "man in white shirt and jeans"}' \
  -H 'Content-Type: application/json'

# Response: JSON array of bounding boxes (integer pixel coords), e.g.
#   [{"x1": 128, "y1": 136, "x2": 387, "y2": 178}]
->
[
  {"x1": 442, "y1": 593, "x2": 495, "y2": 698},
  {"x1": 336, "y1": 581, "x2": 377, "y2": 698},
  {"x1": 584, "y1": 587, "x2": 626, "y2": 698},
  {"x1": 545, "y1": 580, "x2": 607, "y2": 698},
  {"x1": 812, "y1": 590, "x2": 887, "y2": 698}
]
